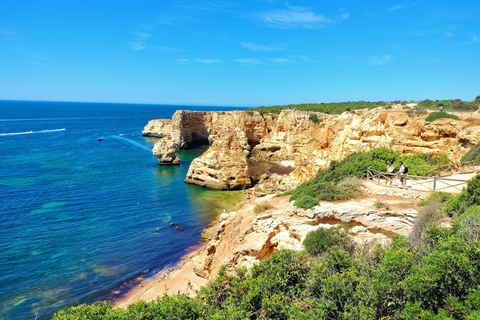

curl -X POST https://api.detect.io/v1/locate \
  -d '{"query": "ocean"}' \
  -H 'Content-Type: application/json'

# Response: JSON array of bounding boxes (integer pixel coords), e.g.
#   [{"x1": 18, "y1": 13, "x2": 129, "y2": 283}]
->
[{"x1": 0, "y1": 100, "x2": 245, "y2": 320}]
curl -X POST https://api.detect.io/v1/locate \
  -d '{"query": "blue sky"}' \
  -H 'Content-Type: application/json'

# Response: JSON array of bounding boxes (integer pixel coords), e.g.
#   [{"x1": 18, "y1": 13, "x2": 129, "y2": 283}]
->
[{"x1": 0, "y1": 1, "x2": 479, "y2": 106}]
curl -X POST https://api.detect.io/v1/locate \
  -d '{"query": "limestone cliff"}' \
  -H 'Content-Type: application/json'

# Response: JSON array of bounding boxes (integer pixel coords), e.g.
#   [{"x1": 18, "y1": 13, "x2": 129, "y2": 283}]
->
[{"x1": 143, "y1": 107, "x2": 480, "y2": 191}]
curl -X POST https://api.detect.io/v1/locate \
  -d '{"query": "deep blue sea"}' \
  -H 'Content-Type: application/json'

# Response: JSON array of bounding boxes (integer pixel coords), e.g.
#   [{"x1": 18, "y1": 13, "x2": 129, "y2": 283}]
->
[{"x1": 0, "y1": 101, "x2": 245, "y2": 320}]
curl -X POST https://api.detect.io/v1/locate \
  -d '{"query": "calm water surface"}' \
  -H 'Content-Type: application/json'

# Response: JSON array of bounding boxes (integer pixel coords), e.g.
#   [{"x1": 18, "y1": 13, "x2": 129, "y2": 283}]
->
[{"x1": 0, "y1": 101, "x2": 245, "y2": 320}]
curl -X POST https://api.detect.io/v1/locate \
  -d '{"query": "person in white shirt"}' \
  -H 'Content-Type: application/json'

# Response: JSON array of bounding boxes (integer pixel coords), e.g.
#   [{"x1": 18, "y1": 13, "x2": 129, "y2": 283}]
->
[
  {"x1": 397, "y1": 161, "x2": 406, "y2": 187},
  {"x1": 386, "y1": 162, "x2": 395, "y2": 185}
]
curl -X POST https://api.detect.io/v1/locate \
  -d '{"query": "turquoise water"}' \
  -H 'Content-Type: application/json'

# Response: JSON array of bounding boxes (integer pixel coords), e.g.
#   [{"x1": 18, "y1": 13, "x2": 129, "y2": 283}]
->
[{"x1": 0, "y1": 101, "x2": 245, "y2": 320}]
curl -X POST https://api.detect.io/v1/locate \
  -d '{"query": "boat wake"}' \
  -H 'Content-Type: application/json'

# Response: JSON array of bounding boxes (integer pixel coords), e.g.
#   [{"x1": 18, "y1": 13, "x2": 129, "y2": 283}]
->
[
  {"x1": 0, "y1": 128, "x2": 66, "y2": 137},
  {"x1": 110, "y1": 135, "x2": 152, "y2": 152}
]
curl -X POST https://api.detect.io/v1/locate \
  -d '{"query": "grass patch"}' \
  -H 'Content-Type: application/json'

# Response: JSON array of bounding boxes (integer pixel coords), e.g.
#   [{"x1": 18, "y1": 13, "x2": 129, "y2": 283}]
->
[
  {"x1": 461, "y1": 141, "x2": 480, "y2": 164},
  {"x1": 253, "y1": 203, "x2": 273, "y2": 213},
  {"x1": 374, "y1": 200, "x2": 390, "y2": 210},
  {"x1": 425, "y1": 111, "x2": 460, "y2": 122}
]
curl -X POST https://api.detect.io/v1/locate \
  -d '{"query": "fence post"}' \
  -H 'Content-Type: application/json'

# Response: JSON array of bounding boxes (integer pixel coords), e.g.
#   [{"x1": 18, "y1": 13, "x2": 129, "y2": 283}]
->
[
  {"x1": 403, "y1": 175, "x2": 407, "y2": 189},
  {"x1": 433, "y1": 177, "x2": 437, "y2": 191},
  {"x1": 377, "y1": 172, "x2": 381, "y2": 184}
]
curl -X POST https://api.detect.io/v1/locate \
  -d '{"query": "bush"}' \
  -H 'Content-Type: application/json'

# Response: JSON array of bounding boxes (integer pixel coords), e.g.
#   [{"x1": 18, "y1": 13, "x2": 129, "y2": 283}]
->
[
  {"x1": 446, "y1": 174, "x2": 480, "y2": 216},
  {"x1": 430, "y1": 153, "x2": 450, "y2": 166},
  {"x1": 309, "y1": 113, "x2": 321, "y2": 124},
  {"x1": 303, "y1": 226, "x2": 348, "y2": 256},
  {"x1": 455, "y1": 205, "x2": 480, "y2": 245},
  {"x1": 409, "y1": 198, "x2": 446, "y2": 247},
  {"x1": 418, "y1": 192, "x2": 453, "y2": 207},
  {"x1": 425, "y1": 111, "x2": 460, "y2": 122},
  {"x1": 294, "y1": 195, "x2": 319, "y2": 209},
  {"x1": 253, "y1": 203, "x2": 273, "y2": 213},
  {"x1": 248, "y1": 101, "x2": 385, "y2": 115},
  {"x1": 461, "y1": 141, "x2": 480, "y2": 164},
  {"x1": 419, "y1": 99, "x2": 478, "y2": 111}
]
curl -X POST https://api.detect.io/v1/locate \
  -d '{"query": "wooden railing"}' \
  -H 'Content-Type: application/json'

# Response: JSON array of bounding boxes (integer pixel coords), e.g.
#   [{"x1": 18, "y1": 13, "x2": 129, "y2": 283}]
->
[
  {"x1": 416, "y1": 160, "x2": 477, "y2": 177},
  {"x1": 366, "y1": 165, "x2": 477, "y2": 192}
]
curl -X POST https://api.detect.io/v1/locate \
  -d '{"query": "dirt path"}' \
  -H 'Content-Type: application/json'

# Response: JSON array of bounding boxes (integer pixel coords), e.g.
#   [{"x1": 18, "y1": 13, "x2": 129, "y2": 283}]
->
[{"x1": 368, "y1": 171, "x2": 477, "y2": 194}]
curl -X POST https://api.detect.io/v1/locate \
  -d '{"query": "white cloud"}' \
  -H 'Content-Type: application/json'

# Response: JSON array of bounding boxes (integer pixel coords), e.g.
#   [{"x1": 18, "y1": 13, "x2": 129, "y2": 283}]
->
[
  {"x1": 128, "y1": 42, "x2": 145, "y2": 51},
  {"x1": 270, "y1": 58, "x2": 291, "y2": 63},
  {"x1": 128, "y1": 32, "x2": 150, "y2": 51},
  {"x1": 175, "y1": 59, "x2": 221, "y2": 64},
  {"x1": 468, "y1": 34, "x2": 479, "y2": 44},
  {"x1": 257, "y1": 6, "x2": 349, "y2": 29},
  {"x1": 196, "y1": 59, "x2": 221, "y2": 63},
  {"x1": 242, "y1": 42, "x2": 284, "y2": 51},
  {"x1": 0, "y1": 28, "x2": 15, "y2": 41},
  {"x1": 368, "y1": 55, "x2": 392, "y2": 66},
  {"x1": 26, "y1": 61, "x2": 45, "y2": 66},
  {"x1": 390, "y1": 4, "x2": 405, "y2": 11},
  {"x1": 236, "y1": 59, "x2": 262, "y2": 66}
]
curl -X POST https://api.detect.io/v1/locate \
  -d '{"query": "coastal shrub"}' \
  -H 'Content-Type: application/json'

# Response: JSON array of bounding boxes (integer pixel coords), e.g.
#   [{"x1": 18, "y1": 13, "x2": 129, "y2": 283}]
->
[
  {"x1": 409, "y1": 198, "x2": 446, "y2": 247},
  {"x1": 455, "y1": 205, "x2": 480, "y2": 245},
  {"x1": 461, "y1": 141, "x2": 480, "y2": 164},
  {"x1": 425, "y1": 111, "x2": 460, "y2": 122},
  {"x1": 430, "y1": 153, "x2": 450, "y2": 166},
  {"x1": 303, "y1": 226, "x2": 348, "y2": 256},
  {"x1": 309, "y1": 113, "x2": 321, "y2": 124},
  {"x1": 253, "y1": 203, "x2": 273, "y2": 213},
  {"x1": 446, "y1": 174, "x2": 480, "y2": 216},
  {"x1": 385, "y1": 105, "x2": 392, "y2": 110},
  {"x1": 295, "y1": 194, "x2": 319, "y2": 209},
  {"x1": 248, "y1": 101, "x2": 385, "y2": 115},
  {"x1": 419, "y1": 99, "x2": 478, "y2": 111},
  {"x1": 418, "y1": 192, "x2": 453, "y2": 207}
]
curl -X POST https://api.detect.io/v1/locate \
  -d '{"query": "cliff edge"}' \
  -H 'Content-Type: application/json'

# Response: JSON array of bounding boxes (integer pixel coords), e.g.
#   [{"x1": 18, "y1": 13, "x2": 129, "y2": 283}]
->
[{"x1": 143, "y1": 107, "x2": 480, "y2": 191}]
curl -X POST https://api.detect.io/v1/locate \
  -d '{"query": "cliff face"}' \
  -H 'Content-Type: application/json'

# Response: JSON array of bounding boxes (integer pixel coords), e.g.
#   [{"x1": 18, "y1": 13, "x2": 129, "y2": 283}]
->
[{"x1": 143, "y1": 107, "x2": 480, "y2": 191}]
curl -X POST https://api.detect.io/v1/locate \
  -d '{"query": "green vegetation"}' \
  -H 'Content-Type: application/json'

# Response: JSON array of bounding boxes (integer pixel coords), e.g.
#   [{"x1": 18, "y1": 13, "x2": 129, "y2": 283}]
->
[
  {"x1": 425, "y1": 111, "x2": 461, "y2": 122},
  {"x1": 418, "y1": 99, "x2": 478, "y2": 111},
  {"x1": 248, "y1": 101, "x2": 385, "y2": 115},
  {"x1": 253, "y1": 203, "x2": 273, "y2": 213},
  {"x1": 430, "y1": 153, "x2": 451, "y2": 166},
  {"x1": 53, "y1": 184, "x2": 480, "y2": 319},
  {"x1": 303, "y1": 226, "x2": 351, "y2": 256},
  {"x1": 461, "y1": 141, "x2": 480, "y2": 164},
  {"x1": 286, "y1": 147, "x2": 439, "y2": 209},
  {"x1": 308, "y1": 113, "x2": 321, "y2": 124},
  {"x1": 446, "y1": 174, "x2": 480, "y2": 217},
  {"x1": 375, "y1": 200, "x2": 391, "y2": 210}
]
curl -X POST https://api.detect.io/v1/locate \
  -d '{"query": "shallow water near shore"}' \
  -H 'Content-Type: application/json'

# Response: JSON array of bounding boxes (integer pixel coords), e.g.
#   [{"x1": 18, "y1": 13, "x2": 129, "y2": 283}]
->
[{"x1": 0, "y1": 101, "x2": 244, "y2": 320}]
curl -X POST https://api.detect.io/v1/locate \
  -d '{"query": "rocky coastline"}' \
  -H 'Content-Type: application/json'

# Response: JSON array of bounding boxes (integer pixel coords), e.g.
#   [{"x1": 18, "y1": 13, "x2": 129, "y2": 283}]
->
[
  {"x1": 143, "y1": 106, "x2": 479, "y2": 195},
  {"x1": 111, "y1": 105, "x2": 480, "y2": 309}
]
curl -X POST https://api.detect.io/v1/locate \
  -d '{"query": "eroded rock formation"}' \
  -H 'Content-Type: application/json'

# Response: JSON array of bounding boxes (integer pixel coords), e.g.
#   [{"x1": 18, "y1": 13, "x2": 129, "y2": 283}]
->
[
  {"x1": 191, "y1": 195, "x2": 420, "y2": 279},
  {"x1": 143, "y1": 106, "x2": 480, "y2": 191}
]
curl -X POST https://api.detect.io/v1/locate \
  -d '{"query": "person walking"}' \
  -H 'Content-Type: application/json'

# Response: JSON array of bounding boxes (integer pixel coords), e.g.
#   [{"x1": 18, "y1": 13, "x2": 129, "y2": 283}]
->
[
  {"x1": 386, "y1": 162, "x2": 395, "y2": 185},
  {"x1": 397, "y1": 161, "x2": 407, "y2": 187}
]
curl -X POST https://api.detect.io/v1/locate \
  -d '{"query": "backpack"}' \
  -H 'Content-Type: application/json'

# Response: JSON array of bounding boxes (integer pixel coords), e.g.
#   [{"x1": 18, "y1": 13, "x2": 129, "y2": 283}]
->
[{"x1": 403, "y1": 165, "x2": 408, "y2": 174}]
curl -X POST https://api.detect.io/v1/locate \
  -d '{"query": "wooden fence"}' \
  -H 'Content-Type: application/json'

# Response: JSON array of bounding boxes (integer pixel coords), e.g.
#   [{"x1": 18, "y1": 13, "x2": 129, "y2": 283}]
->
[
  {"x1": 417, "y1": 160, "x2": 477, "y2": 177},
  {"x1": 366, "y1": 166, "x2": 477, "y2": 192}
]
